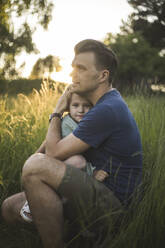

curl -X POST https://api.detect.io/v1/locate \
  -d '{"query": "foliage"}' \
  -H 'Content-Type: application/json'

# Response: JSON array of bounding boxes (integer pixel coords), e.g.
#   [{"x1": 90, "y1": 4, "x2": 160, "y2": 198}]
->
[
  {"x1": 104, "y1": 32, "x2": 165, "y2": 91},
  {"x1": 0, "y1": 86, "x2": 165, "y2": 247},
  {"x1": 30, "y1": 55, "x2": 62, "y2": 79},
  {"x1": 0, "y1": 78, "x2": 66, "y2": 95},
  {"x1": 0, "y1": 0, "x2": 54, "y2": 79},
  {"x1": 0, "y1": 79, "x2": 9, "y2": 94},
  {"x1": 0, "y1": 78, "x2": 42, "y2": 95},
  {"x1": 126, "y1": 0, "x2": 165, "y2": 50}
]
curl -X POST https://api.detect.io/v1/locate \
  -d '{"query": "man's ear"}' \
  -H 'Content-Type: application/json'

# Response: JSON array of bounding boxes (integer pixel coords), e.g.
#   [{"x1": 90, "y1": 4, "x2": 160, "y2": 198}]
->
[{"x1": 99, "y1": 70, "x2": 109, "y2": 83}]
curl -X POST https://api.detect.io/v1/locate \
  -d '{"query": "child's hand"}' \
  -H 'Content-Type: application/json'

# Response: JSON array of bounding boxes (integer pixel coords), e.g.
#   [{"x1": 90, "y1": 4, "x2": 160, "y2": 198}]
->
[{"x1": 93, "y1": 170, "x2": 109, "y2": 182}]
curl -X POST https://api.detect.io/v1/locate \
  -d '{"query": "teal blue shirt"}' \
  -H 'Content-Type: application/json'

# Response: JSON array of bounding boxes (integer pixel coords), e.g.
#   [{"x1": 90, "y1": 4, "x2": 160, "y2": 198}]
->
[{"x1": 61, "y1": 114, "x2": 78, "y2": 138}]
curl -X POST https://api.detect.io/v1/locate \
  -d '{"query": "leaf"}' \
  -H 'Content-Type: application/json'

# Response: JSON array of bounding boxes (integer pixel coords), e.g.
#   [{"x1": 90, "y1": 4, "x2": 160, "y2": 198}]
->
[
  {"x1": 131, "y1": 151, "x2": 142, "y2": 157},
  {"x1": 0, "y1": 174, "x2": 4, "y2": 186}
]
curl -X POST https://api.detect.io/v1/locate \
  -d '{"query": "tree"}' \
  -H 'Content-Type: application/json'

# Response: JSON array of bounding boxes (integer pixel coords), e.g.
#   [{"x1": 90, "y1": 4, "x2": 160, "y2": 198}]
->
[
  {"x1": 0, "y1": 0, "x2": 54, "y2": 79},
  {"x1": 126, "y1": 0, "x2": 165, "y2": 49},
  {"x1": 30, "y1": 55, "x2": 62, "y2": 79},
  {"x1": 104, "y1": 32, "x2": 164, "y2": 91}
]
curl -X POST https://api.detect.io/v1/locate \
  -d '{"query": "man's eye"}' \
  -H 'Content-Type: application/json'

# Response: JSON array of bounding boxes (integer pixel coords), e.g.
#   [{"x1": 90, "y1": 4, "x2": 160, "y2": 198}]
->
[
  {"x1": 84, "y1": 104, "x2": 91, "y2": 108},
  {"x1": 78, "y1": 65, "x2": 86, "y2": 71},
  {"x1": 72, "y1": 104, "x2": 79, "y2": 107}
]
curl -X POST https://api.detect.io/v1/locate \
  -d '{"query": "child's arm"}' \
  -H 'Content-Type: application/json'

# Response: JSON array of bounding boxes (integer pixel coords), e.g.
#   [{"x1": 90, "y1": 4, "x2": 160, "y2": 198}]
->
[{"x1": 93, "y1": 170, "x2": 109, "y2": 182}]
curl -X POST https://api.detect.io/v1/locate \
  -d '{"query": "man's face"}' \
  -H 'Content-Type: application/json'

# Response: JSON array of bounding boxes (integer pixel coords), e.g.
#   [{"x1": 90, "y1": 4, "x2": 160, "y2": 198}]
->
[
  {"x1": 69, "y1": 93, "x2": 92, "y2": 123},
  {"x1": 70, "y1": 52, "x2": 101, "y2": 95}
]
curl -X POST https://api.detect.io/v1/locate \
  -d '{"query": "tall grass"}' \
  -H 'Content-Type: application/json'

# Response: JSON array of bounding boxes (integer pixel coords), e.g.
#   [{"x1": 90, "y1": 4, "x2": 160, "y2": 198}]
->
[
  {"x1": 111, "y1": 95, "x2": 165, "y2": 248},
  {"x1": 0, "y1": 83, "x2": 165, "y2": 248},
  {"x1": 0, "y1": 82, "x2": 64, "y2": 195}
]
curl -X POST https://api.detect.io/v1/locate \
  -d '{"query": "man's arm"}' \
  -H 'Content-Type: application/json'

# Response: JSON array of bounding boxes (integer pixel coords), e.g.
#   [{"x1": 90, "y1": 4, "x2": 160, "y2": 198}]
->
[
  {"x1": 35, "y1": 140, "x2": 46, "y2": 153},
  {"x1": 45, "y1": 117, "x2": 90, "y2": 160},
  {"x1": 45, "y1": 85, "x2": 90, "y2": 160}
]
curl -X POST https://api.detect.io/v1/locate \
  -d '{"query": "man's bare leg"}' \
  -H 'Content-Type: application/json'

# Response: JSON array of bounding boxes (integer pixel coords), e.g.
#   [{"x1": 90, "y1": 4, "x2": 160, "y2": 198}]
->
[
  {"x1": 1, "y1": 154, "x2": 85, "y2": 226},
  {"x1": 1, "y1": 192, "x2": 27, "y2": 224},
  {"x1": 22, "y1": 153, "x2": 67, "y2": 248}
]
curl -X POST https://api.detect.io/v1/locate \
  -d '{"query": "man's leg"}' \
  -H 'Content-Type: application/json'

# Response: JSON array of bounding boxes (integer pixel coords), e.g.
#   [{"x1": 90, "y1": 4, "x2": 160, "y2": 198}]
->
[
  {"x1": 1, "y1": 192, "x2": 27, "y2": 224},
  {"x1": 1, "y1": 155, "x2": 86, "y2": 227},
  {"x1": 21, "y1": 153, "x2": 67, "y2": 248}
]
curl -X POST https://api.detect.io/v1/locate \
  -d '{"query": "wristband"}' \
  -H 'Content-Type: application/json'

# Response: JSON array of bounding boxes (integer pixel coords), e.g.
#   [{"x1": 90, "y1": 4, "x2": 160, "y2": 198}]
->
[{"x1": 49, "y1": 112, "x2": 62, "y2": 122}]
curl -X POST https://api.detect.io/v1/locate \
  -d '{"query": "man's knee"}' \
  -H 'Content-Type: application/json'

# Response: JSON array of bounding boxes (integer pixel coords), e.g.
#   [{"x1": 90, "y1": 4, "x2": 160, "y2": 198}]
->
[
  {"x1": 22, "y1": 153, "x2": 48, "y2": 185},
  {"x1": 23, "y1": 152, "x2": 45, "y2": 172},
  {"x1": 22, "y1": 153, "x2": 66, "y2": 189}
]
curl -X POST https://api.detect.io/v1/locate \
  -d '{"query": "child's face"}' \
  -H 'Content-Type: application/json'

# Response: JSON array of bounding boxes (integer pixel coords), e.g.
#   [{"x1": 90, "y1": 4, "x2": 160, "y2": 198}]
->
[{"x1": 69, "y1": 94, "x2": 92, "y2": 122}]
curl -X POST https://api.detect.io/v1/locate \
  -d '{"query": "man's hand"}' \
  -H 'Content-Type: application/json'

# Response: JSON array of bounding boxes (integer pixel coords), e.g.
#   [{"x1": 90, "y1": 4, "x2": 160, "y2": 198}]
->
[
  {"x1": 93, "y1": 170, "x2": 109, "y2": 182},
  {"x1": 54, "y1": 85, "x2": 74, "y2": 114}
]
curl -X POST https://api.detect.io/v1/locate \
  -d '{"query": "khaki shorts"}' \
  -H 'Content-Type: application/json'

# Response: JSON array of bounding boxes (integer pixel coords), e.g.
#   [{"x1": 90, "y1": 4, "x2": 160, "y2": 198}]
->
[{"x1": 57, "y1": 165, "x2": 122, "y2": 238}]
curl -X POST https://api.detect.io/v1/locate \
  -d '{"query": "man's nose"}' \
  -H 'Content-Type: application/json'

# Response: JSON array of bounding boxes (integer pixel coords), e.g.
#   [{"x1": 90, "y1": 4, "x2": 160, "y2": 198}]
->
[{"x1": 70, "y1": 69, "x2": 77, "y2": 82}]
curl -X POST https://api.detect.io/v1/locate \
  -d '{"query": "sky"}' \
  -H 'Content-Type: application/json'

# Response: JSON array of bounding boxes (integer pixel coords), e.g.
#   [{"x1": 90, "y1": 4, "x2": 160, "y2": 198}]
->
[{"x1": 17, "y1": 0, "x2": 133, "y2": 83}]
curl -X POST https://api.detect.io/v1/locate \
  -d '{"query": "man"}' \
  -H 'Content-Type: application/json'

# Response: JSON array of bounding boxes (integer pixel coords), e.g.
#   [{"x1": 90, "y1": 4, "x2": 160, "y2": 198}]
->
[{"x1": 2, "y1": 39, "x2": 142, "y2": 248}]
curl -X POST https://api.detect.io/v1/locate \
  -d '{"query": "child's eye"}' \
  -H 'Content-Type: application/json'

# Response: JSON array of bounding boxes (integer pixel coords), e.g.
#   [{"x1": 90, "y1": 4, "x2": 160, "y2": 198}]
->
[{"x1": 72, "y1": 104, "x2": 79, "y2": 107}]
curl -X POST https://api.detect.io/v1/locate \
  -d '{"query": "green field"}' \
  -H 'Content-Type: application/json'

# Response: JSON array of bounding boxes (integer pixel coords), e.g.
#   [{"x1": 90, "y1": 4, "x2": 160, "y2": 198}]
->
[{"x1": 0, "y1": 82, "x2": 165, "y2": 248}]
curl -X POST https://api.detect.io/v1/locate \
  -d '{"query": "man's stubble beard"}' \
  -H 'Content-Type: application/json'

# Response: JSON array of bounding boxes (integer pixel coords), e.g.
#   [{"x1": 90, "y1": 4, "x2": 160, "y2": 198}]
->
[
  {"x1": 74, "y1": 83, "x2": 98, "y2": 97},
  {"x1": 74, "y1": 89, "x2": 94, "y2": 100}
]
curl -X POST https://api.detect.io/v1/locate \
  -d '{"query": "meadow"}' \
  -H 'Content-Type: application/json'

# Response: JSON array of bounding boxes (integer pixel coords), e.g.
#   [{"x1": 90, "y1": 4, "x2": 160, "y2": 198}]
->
[{"x1": 0, "y1": 82, "x2": 165, "y2": 248}]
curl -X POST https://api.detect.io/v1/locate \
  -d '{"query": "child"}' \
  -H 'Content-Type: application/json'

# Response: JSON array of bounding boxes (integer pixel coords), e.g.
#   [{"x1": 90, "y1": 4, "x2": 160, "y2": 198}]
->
[
  {"x1": 61, "y1": 93, "x2": 95, "y2": 175},
  {"x1": 20, "y1": 93, "x2": 108, "y2": 222}
]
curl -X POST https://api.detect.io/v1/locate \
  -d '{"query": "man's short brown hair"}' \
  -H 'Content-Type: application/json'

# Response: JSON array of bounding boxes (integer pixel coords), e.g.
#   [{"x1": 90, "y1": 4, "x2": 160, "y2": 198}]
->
[{"x1": 74, "y1": 39, "x2": 118, "y2": 84}]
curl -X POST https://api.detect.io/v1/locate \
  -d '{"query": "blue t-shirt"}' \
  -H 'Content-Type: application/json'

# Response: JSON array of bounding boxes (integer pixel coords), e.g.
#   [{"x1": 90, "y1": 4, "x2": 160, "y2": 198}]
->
[{"x1": 73, "y1": 89, "x2": 142, "y2": 204}]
